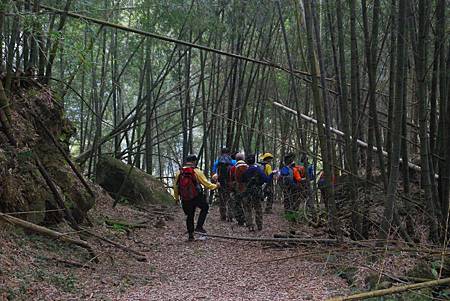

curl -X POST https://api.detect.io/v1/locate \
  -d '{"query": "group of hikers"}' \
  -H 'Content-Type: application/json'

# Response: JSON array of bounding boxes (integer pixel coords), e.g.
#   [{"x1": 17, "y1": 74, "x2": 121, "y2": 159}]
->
[{"x1": 173, "y1": 148, "x2": 328, "y2": 241}]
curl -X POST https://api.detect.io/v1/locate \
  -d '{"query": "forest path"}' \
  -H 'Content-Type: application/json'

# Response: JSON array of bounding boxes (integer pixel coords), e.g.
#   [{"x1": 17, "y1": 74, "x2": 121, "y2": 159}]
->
[{"x1": 116, "y1": 201, "x2": 349, "y2": 301}]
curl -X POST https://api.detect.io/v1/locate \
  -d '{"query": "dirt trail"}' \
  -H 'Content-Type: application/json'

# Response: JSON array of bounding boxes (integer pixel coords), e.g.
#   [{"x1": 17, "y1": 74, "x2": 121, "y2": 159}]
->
[
  {"x1": 1, "y1": 197, "x2": 350, "y2": 300},
  {"x1": 114, "y1": 202, "x2": 349, "y2": 301}
]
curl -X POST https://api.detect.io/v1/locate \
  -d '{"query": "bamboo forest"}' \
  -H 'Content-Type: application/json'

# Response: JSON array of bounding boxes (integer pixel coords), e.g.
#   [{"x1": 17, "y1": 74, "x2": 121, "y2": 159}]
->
[{"x1": 1, "y1": 0, "x2": 450, "y2": 300}]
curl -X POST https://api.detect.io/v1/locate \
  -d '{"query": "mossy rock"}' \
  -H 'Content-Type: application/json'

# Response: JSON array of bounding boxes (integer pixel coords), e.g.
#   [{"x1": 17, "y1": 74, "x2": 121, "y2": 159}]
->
[
  {"x1": 0, "y1": 86, "x2": 98, "y2": 226},
  {"x1": 0, "y1": 172, "x2": 51, "y2": 225},
  {"x1": 95, "y1": 156, "x2": 173, "y2": 207}
]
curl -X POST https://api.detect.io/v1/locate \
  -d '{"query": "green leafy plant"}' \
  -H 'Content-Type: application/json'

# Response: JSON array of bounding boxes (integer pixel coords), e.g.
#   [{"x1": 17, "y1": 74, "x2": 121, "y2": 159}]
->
[{"x1": 283, "y1": 211, "x2": 301, "y2": 223}]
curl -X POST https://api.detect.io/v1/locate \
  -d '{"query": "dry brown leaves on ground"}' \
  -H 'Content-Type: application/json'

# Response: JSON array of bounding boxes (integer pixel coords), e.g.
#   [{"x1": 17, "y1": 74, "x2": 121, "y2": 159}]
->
[{"x1": 0, "y1": 195, "x2": 377, "y2": 301}]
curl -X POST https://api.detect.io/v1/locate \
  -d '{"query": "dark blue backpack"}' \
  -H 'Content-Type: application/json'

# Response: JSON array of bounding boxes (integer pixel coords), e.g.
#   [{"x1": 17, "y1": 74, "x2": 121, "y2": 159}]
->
[{"x1": 217, "y1": 154, "x2": 232, "y2": 185}]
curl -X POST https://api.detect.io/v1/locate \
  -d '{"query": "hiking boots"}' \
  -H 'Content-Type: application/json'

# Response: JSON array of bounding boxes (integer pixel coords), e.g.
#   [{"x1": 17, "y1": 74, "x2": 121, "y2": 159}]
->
[
  {"x1": 188, "y1": 233, "x2": 195, "y2": 241},
  {"x1": 195, "y1": 227, "x2": 207, "y2": 234}
]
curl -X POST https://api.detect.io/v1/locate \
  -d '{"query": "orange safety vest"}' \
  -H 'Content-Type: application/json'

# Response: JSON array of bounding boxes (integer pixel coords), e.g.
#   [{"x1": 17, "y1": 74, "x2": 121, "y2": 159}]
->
[
  {"x1": 294, "y1": 165, "x2": 306, "y2": 180},
  {"x1": 292, "y1": 166, "x2": 302, "y2": 183}
]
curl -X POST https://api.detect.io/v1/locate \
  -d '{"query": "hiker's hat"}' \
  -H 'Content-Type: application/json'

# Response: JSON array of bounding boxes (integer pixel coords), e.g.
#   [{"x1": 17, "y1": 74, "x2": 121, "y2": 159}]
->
[
  {"x1": 245, "y1": 154, "x2": 256, "y2": 164},
  {"x1": 260, "y1": 152, "x2": 274, "y2": 160},
  {"x1": 186, "y1": 154, "x2": 198, "y2": 162}
]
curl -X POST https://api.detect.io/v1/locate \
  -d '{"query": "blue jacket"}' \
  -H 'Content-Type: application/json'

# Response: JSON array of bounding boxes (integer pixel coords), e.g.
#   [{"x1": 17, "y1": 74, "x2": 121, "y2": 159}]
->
[
  {"x1": 308, "y1": 165, "x2": 315, "y2": 179},
  {"x1": 212, "y1": 159, "x2": 237, "y2": 174},
  {"x1": 280, "y1": 164, "x2": 297, "y2": 186},
  {"x1": 242, "y1": 164, "x2": 273, "y2": 185}
]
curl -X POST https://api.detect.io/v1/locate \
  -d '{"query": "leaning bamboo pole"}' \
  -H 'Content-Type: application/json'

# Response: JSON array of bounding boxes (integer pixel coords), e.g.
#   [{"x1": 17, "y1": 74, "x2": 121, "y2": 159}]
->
[
  {"x1": 0, "y1": 212, "x2": 95, "y2": 257},
  {"x1": 327, "y1": 277, "x2": 450, "y2": 301},
  {"x1": 273, "y1": 101, "x2": 437, "y2": 178}
]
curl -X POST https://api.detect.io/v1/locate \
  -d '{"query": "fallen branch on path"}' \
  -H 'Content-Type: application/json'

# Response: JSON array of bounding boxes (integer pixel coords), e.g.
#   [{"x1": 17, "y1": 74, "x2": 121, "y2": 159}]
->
[
  {"x1": 105, "y1": 218, "x2": 148, "y2": 230},
  {"x1": 327, "y1": 277, "x2": 450, "y2": 301},
  {"x1": 195, "y1": 232, "x2": 338, "y2": 244},
  {"x1": 81, "y1": 228, "x2": 147, "y2": 262},
  {"x1": 47, "y1": 256, "x2": 96, "y2": 270},
  {"x1": 0, "y1": 212, "x2": 96, "y2": 258}
]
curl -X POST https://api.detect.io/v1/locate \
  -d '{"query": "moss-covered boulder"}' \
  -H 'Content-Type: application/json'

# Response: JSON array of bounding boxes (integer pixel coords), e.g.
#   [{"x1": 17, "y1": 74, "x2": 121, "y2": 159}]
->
[
  {"x1": 95, "y1": 156, "x2": 173, "y2": 207},
  {"x1": 0, "y1": 87, "x2": 97, "y2": 225}
]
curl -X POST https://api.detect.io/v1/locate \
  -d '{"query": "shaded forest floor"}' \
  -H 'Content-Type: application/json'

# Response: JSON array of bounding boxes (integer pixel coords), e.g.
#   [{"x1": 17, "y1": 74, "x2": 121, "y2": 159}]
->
[
  {"x1": 117, "y1": 202, "x2": 349, "y2": 301},
  {"x1": 4, "y1": 192, "x2": 437, "y2": 300},
  {"x1": 1, "y1": 195, "x2": 352, "y2": 301}
]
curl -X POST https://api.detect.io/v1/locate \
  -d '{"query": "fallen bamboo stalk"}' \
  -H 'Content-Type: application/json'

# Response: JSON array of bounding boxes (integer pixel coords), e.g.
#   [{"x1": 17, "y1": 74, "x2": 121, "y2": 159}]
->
[
  {"x1": 273, "y1": 101, "x2": 437, "y2": 178},
  {"x1": 82, "y1": 228, "x2": 147, "y2": 262},
  {"x1": 105, "y1": 219, "x2": 148, "y2": 229},
  {"x1": 327, "y1": 277, "x2": 450, "y2": 301},
  {"x1": 196, "y1": 232, "x2": 338, "y2": 244},
  {"x1": 0, "y1": 212, "x2": 95, "y2": 257},
  {"x1": 34, "y1": 154, "x2": 80, "y2": 230},
  {"x1": 48, "y1": 257, "x2": 95, "y2": 270}
]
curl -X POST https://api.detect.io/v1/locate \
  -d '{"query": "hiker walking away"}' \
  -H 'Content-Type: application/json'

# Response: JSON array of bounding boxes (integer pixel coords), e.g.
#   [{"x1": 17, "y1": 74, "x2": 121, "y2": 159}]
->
[
  {"x1": 294, "y1": 159, "x2": 308, "y2": 207},
  {"x1": 174, "y1": 154, "x2": 219, "y2": 241},
  {"x1": 212, "y1": 148, "x2": 236, "y2": 221},
  {"x1": 279, "y1": 153, "x2": 301, "y2": 213},
  {"x1": 242, "y1": 154, "x2": 275, "y2": 231},
  {"x1": 259, "y1": 153, "x2": 275, "y2": 214},
  {"x1": 229, "y1": 153, "x2": 248, "y2": 226}
]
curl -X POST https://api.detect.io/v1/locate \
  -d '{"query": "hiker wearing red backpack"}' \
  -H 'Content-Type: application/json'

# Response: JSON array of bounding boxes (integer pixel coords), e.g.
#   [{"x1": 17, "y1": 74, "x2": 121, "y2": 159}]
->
[
  {"x1": 212, "y1": 148, "x2": 236, "y2": 221},
  {"x1": 174, "y1": 154, "x2": 219, "y2": 241},
  {"x1": 229, "y1": 152, "x2": 247, "y2": 226}
]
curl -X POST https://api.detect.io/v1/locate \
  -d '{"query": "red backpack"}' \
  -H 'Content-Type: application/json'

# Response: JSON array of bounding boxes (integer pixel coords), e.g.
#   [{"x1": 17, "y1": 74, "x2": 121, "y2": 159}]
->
[
  {"x1": 178, "y1": 167, "x2": 200, "y2": 201},
  {"x1": 234, "y1": 163, "x2": 248, "y2": 192}
]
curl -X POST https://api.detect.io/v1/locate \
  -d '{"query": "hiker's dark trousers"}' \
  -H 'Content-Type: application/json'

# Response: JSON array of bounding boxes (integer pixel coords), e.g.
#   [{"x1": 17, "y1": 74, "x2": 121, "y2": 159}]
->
[{"x1": 182, "y1": 194, "x2": 209, "y2": 235}]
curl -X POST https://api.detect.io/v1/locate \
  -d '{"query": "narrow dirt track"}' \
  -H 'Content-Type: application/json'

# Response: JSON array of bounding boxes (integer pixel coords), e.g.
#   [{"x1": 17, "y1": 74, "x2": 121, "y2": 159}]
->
[{"x1": 116, "y1": 202, "x2": 349, "y2": 301}]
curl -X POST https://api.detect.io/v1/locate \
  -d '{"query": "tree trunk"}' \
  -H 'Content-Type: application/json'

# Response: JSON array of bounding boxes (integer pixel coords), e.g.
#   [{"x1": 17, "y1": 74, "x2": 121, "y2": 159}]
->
[{"x1": 379, "y1": 0, "x2": 407, "y2": 241}]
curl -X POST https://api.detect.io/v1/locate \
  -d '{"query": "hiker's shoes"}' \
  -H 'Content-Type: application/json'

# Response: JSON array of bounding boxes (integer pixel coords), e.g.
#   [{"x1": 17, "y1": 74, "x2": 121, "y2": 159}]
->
[
  {"x1": 195, "y1": 227, "x2": 207, "y2": 234},
  {"x1": 188, "y1": 233, "x2": 195, "y2": 241}
]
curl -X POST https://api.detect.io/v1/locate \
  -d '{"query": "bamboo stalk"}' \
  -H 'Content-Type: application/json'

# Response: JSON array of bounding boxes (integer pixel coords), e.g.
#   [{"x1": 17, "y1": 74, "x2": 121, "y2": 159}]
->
[
  {"x1": 273, "y1": 101, "x2": 437, "y2": 178},
  {"x1": 82, "y1": 228, "x2": 147, "y2": 262},
  {"x1": 327, "y1": 277, "x2": 450, "y2": 301},
  {"x1": 32, "y1": 113, "x2": 95, "y2": 197},
  {"x1": 0, "y1": 212, "x2": 95, "y2": 257},
  {"x1": 196, "y1": 232, "x2": 338, "y2": 244}
]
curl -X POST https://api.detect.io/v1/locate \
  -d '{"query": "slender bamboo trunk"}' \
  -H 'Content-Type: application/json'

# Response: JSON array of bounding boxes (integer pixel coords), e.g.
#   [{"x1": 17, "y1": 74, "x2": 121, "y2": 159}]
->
[{"x1": 379, "y1": 0, "x2": 407, "y2": 241}]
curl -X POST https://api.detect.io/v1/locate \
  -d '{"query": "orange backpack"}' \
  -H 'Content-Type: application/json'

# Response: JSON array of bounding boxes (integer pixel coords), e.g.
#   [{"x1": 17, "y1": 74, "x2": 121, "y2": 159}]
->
[{"x1": 295, "y1": 165, "x2": 306, "y2": 180}]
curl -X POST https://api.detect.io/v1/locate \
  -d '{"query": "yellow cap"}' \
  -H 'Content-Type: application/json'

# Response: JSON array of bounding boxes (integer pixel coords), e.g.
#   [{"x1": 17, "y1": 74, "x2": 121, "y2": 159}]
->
[{"x1": 260, "y1": 152, "x2": 274, "y2": 160}]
